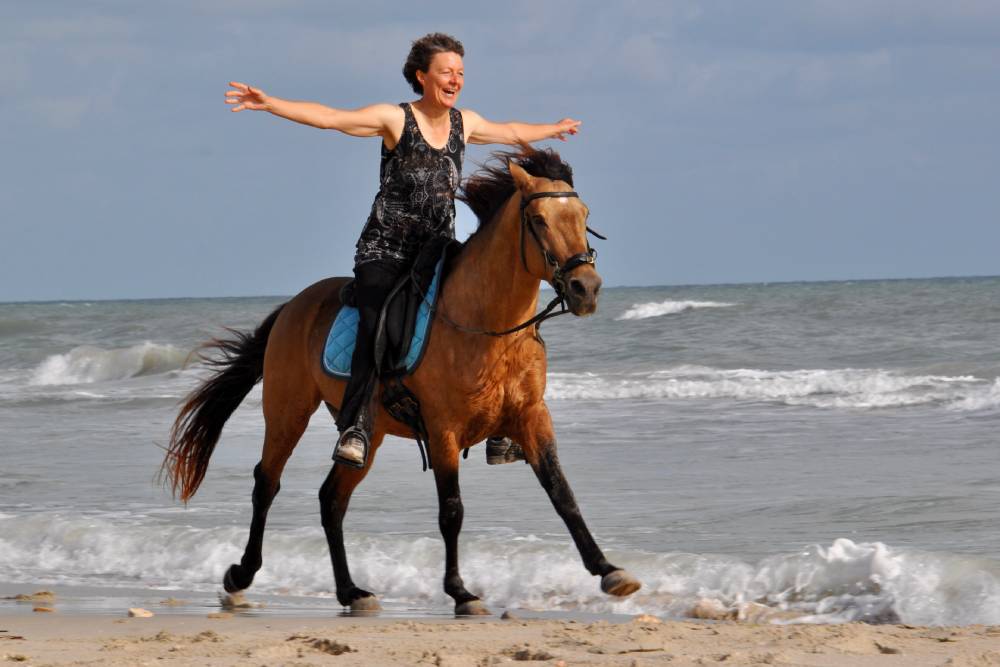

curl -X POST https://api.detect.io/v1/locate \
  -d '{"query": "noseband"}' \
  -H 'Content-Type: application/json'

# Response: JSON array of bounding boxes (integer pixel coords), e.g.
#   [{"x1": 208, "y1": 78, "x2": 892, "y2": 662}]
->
[{"x1": 519, "y1": 191, "x2": 602, "y2": 299}]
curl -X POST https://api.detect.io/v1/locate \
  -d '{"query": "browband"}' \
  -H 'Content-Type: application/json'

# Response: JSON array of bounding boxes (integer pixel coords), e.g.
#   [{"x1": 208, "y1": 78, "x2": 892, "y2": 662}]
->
[
  {"x1": 520, "y1": 191, "x2": 606, "y2": 239},
  {"x1": 520, "y1": 191, "x2": 580, "y2": 206}
]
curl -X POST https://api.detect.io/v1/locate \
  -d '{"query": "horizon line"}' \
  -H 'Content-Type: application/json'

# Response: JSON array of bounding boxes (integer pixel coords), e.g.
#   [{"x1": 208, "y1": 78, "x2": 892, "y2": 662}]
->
[{"x1": 2, "y1": 273, "x2": 997, "y2": 306}]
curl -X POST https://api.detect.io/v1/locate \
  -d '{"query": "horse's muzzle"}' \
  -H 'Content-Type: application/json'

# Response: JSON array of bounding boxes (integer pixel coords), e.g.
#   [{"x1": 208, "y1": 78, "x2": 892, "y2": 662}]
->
[{"x1": 565, "y1": 268, "x2": 602, "y2": 316}]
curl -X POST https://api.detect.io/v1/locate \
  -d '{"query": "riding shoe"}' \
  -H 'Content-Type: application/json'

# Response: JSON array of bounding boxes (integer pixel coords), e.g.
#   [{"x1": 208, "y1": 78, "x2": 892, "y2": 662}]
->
[
  {"x1": 333, "y1": 427, "x2": 369, "y2": 469},
  {"x1": 486, "y1": 436, "x2": 525, "y2": 465}
]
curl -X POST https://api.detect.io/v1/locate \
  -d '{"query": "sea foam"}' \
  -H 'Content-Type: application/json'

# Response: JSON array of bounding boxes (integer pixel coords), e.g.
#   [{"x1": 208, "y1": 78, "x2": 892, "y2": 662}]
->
[
  {"x1": 30, "y1": 342, "x2": 190, "y2": 385},
  {"x1": 546, "y1": 366, "x2": 997, "y2": 411},
  {"x1": 951, "y1": 377, "x2": 1000, "y2": 411},
  {"x1": 0, "y1": 513, "x2": 996, "y2": 625},
  {"x1": 617, "y1": 300, "x2": 735, "y2": 320}
]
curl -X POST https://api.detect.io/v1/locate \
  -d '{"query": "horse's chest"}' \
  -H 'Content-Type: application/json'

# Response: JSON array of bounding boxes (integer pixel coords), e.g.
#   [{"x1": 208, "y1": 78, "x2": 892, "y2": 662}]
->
[
  {"x1": 416, "y1": 332, "x2": 545, "y2": 439},
  {"x1": 473, "y1": 343, "x2": 545, "y2": 415}
]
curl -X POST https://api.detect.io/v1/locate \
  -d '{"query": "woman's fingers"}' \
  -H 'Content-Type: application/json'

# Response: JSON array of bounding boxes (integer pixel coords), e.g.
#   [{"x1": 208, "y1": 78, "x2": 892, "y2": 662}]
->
[
  {"x1": 225, "y1": 90, "x2": 247, "y2": 111},
  {"x1": 225, "y1": 81, "x2": 265, "y2": 112},
  {"x1": 552, "y1": 118, "x2": 581, "y2": 140}
]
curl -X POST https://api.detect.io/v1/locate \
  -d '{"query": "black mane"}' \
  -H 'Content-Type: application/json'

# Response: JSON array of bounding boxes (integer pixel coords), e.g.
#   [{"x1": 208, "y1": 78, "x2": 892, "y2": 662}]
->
[{"x1": 458, "y1": 148, "x2": 574, "y2": 231}]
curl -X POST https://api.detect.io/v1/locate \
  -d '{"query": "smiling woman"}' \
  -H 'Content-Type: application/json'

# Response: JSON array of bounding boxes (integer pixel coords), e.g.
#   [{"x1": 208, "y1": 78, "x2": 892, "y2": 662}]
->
[{"x1": 223, "y1": 32, "x2": 581, "y2": 468}]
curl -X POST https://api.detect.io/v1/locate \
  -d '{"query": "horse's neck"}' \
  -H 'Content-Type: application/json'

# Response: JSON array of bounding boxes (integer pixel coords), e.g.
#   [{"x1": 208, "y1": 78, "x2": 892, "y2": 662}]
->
[{"x1": 445, "y1": 196, "x2": 540, "y2": 333}]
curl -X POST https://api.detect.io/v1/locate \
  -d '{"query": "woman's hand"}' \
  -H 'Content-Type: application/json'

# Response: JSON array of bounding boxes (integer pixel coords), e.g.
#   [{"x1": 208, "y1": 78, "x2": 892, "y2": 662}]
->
[
  {"x1": 225, "y1": 82, "x2": 269, "y2": 112},
  {"x1": 552, "y1": 118, "x2": 581, "y2": 141}
]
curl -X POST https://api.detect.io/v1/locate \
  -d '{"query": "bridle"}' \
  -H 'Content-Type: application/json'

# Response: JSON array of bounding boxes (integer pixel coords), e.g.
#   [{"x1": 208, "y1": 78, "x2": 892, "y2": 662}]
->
[
  {"x1": 519, "y1": 190, "x2": 604, "y2": 299},
  {"x1": 437, "y1": 189, "x2": 605, "y2": 338}
]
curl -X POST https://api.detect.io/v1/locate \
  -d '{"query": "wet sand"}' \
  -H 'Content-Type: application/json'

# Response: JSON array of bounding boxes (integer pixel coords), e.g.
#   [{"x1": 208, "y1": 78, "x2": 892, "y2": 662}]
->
[{"x1": 3, "y1": 607, "x2": 1000, "y2": 666}]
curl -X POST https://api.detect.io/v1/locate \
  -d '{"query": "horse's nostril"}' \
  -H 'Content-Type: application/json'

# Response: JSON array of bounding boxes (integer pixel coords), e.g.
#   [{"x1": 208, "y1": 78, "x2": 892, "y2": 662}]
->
[{"x1": 570, "y1": 279, "x2": 587, "y2": 296}]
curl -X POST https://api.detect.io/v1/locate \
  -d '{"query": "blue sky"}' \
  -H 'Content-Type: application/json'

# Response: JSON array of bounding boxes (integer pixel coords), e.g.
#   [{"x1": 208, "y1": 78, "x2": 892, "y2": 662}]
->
[{"x1": 2, "y1": 1, "x2": 998, "y2": 301}]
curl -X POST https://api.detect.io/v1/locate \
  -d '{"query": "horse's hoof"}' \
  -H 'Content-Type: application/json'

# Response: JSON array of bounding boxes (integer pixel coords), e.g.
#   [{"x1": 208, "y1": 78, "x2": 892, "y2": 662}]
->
[
  {"x1": 349, "y1": 595, "x2": 381, "y2": 612},
  {"x1": 455, "y1": 599, "x2": 492, "y2": 616},
  {"x1": 601, "y1": 569, "x2": 641, "y2": 597},
  {"x1": 223, "y1": 564, "x2": 252, "y2": 593}
]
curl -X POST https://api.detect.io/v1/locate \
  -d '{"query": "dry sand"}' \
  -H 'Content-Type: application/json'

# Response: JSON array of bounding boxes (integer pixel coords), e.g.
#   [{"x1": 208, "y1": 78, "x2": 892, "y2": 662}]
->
[{"x1": 2, "y1": 611, "x2": 1000, "y2": 666}]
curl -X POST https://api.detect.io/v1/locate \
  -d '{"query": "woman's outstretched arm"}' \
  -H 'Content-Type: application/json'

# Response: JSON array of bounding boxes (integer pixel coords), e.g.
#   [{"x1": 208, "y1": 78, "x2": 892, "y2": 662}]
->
[
  {"x1": 462, "y1": 110, "x2": 581, "y2": 145},
  {"x1": 225, "y1": 82, "x2": 401, "y2": 138}
]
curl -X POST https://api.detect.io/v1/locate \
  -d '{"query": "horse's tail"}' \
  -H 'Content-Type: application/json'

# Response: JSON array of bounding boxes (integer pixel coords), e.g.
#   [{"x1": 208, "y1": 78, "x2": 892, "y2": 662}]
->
[{"x1": 162, "y1": 303, "x2": 286, "y2": 502}]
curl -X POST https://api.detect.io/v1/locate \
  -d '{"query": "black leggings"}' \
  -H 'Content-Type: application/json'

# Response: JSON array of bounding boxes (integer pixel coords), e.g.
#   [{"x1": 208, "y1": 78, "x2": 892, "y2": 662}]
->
[{"x1": 336, "y1": 258, "x2": 409, "y2": 433}]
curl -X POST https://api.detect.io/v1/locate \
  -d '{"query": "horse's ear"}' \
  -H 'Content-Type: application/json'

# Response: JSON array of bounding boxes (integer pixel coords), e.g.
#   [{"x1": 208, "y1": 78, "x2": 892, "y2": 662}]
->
[{"x1": 508, "y1": 161, "x2": 534, "y2": 192}]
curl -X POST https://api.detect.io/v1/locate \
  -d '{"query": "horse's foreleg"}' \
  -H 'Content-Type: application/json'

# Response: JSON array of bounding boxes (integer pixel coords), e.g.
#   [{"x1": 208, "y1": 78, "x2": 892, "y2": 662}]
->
[
  {"x1": 434, "y1": 438, "x2": 491, "y2": 615},
  {"x1": 319, "y1": 432, "x2": 383, "y2": 611},
  {"x1": 516, "y1": 407, "x2": 642, "y2": 598}
]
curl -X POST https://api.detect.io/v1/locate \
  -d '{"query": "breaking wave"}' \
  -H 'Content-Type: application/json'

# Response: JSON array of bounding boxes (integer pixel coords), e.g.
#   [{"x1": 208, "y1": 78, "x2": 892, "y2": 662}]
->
[
  {"x1": 30, "y1": 342, "x2": 190, "y2": 385},
  {"x1": 0, "y1": 514, "x2": 996, "y2": 626},
  {"x1": 617, "y1": 300, "x2": 736, "y2": 320},
  {"x1": 546, "y1": 366, "x2": 999, "y2": 411}
]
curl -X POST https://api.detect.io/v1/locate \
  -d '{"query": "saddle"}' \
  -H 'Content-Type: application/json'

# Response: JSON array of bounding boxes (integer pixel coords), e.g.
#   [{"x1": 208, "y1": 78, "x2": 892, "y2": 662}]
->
[{"x1": 322, "y1": 237, "x2": 463, "y2": 469}]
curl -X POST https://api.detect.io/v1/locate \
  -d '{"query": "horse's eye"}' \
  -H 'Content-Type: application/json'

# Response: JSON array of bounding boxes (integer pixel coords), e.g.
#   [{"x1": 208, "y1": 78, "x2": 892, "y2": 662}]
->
[{"x1": 531, "y1": 215, "x2": 547, "y2": 228}]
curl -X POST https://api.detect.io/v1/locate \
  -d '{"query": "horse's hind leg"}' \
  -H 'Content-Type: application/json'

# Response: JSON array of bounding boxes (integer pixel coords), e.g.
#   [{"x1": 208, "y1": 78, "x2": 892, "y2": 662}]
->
[
  {"x1": 319, "y1": 431, "x2": 384, "y2": 611},
  {"x1": 223, "y1": 403, "x2": 314, "y2": 594},
  {"x1": 434, "y1": 436, "x2": 490, "y2": 616}
]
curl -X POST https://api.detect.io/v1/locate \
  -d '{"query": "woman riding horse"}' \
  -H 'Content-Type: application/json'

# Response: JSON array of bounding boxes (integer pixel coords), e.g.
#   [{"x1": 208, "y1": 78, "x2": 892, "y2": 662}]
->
[
  {"x1": 165, "y1": 145, "x2": 640, "y2": 614},
  {"x1": 225, "y1": 33, "x2": 580, "y2": 468}
]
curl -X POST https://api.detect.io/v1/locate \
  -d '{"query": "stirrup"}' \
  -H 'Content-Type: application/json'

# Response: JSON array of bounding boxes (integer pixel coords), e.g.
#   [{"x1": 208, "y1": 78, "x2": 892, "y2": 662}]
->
[
  {"x1": 333, "y1": 427, "x2": 370, "y2": 469},
  {"x1": 486, "y1": 436, "x2": 524, "y2": 465}
]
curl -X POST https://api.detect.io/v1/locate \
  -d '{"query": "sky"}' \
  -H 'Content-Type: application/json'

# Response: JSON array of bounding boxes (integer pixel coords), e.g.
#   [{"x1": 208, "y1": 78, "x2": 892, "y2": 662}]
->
[{"x1": 2, "y1": 1, "x2": 998, "y2": 301}]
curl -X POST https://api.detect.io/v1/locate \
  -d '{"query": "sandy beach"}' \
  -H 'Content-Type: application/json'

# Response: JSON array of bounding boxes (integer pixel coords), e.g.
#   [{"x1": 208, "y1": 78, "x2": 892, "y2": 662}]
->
[{"x1": 3, "y1": 603, "x2": 1000, "y2": 666}]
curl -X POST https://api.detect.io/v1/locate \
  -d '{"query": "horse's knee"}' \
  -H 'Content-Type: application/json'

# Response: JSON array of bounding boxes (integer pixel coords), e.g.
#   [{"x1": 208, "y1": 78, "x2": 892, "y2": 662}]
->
[
  {"x1": 440, "y1": 495, "x2": 462, "y2": 517},
  {"x1": 318, "y1": 476, "x2": 340, "y2": 524},
  {"x1": 319, "y1": 468, "x2": 358, "y2": 527},
  {"x1": 438, "y1": 495, "x2": 464, "y2": 534},
  {"x1": 525, "y1": 440, "x2": 561, "y2": 477},
  {"x1": 318, "y1": 473, "x2": 335, "y2": 505}
]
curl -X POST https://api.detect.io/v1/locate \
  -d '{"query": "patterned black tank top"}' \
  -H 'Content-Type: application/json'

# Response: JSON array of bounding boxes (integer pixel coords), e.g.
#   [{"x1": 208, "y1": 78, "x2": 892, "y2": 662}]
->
[{"x1": 354, "y1": 102, "x2": 465, "y2": 266}]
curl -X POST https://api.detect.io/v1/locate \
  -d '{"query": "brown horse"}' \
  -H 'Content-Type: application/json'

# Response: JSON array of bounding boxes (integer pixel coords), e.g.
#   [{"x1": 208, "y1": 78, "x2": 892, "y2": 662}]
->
[{"x1": 163, "y1": 148, "x2": 641, "y2": 615}]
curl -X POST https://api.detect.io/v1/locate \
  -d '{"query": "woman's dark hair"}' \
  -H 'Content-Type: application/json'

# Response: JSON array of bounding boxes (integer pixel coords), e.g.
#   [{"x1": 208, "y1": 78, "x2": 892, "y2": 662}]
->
[{"x1": 403, "y1": 33, "x2": 464, "y2": 95}]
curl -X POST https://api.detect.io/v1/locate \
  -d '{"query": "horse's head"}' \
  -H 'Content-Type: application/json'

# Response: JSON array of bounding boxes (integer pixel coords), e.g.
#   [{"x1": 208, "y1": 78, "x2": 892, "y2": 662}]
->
[{"x1": 509, "y1": 161, "x2": 602, "y2": 316}]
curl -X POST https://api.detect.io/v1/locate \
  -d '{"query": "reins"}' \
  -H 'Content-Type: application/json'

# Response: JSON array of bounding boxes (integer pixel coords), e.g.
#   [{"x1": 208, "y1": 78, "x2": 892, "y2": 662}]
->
[{"x1": 434, "y1": 189, "x2": 604, "y2": 338}]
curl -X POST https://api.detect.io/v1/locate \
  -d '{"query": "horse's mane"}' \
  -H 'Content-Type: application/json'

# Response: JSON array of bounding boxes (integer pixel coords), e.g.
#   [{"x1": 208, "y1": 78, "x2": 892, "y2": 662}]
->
[{"x1": 458, "y1": 148, "x2": 574, "y2": 233}]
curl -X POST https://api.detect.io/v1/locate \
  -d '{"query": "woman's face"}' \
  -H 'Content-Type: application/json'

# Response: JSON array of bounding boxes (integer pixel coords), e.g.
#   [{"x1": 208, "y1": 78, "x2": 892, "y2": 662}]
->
[{"x1": 418, "y1": 51, "x2": 464, "y2": 108}]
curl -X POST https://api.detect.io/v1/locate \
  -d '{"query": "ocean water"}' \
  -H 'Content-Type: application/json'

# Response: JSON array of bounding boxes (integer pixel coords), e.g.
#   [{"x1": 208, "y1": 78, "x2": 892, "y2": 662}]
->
[{"x1": 1, "y1": 277, "x2": 998, "y2": 625}]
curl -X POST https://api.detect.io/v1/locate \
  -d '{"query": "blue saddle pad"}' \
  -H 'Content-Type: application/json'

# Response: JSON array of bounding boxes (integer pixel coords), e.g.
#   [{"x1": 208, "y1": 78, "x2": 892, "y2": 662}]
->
[{"x1": 322, "y1": 258, "x2": 443, "y2": 379}]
